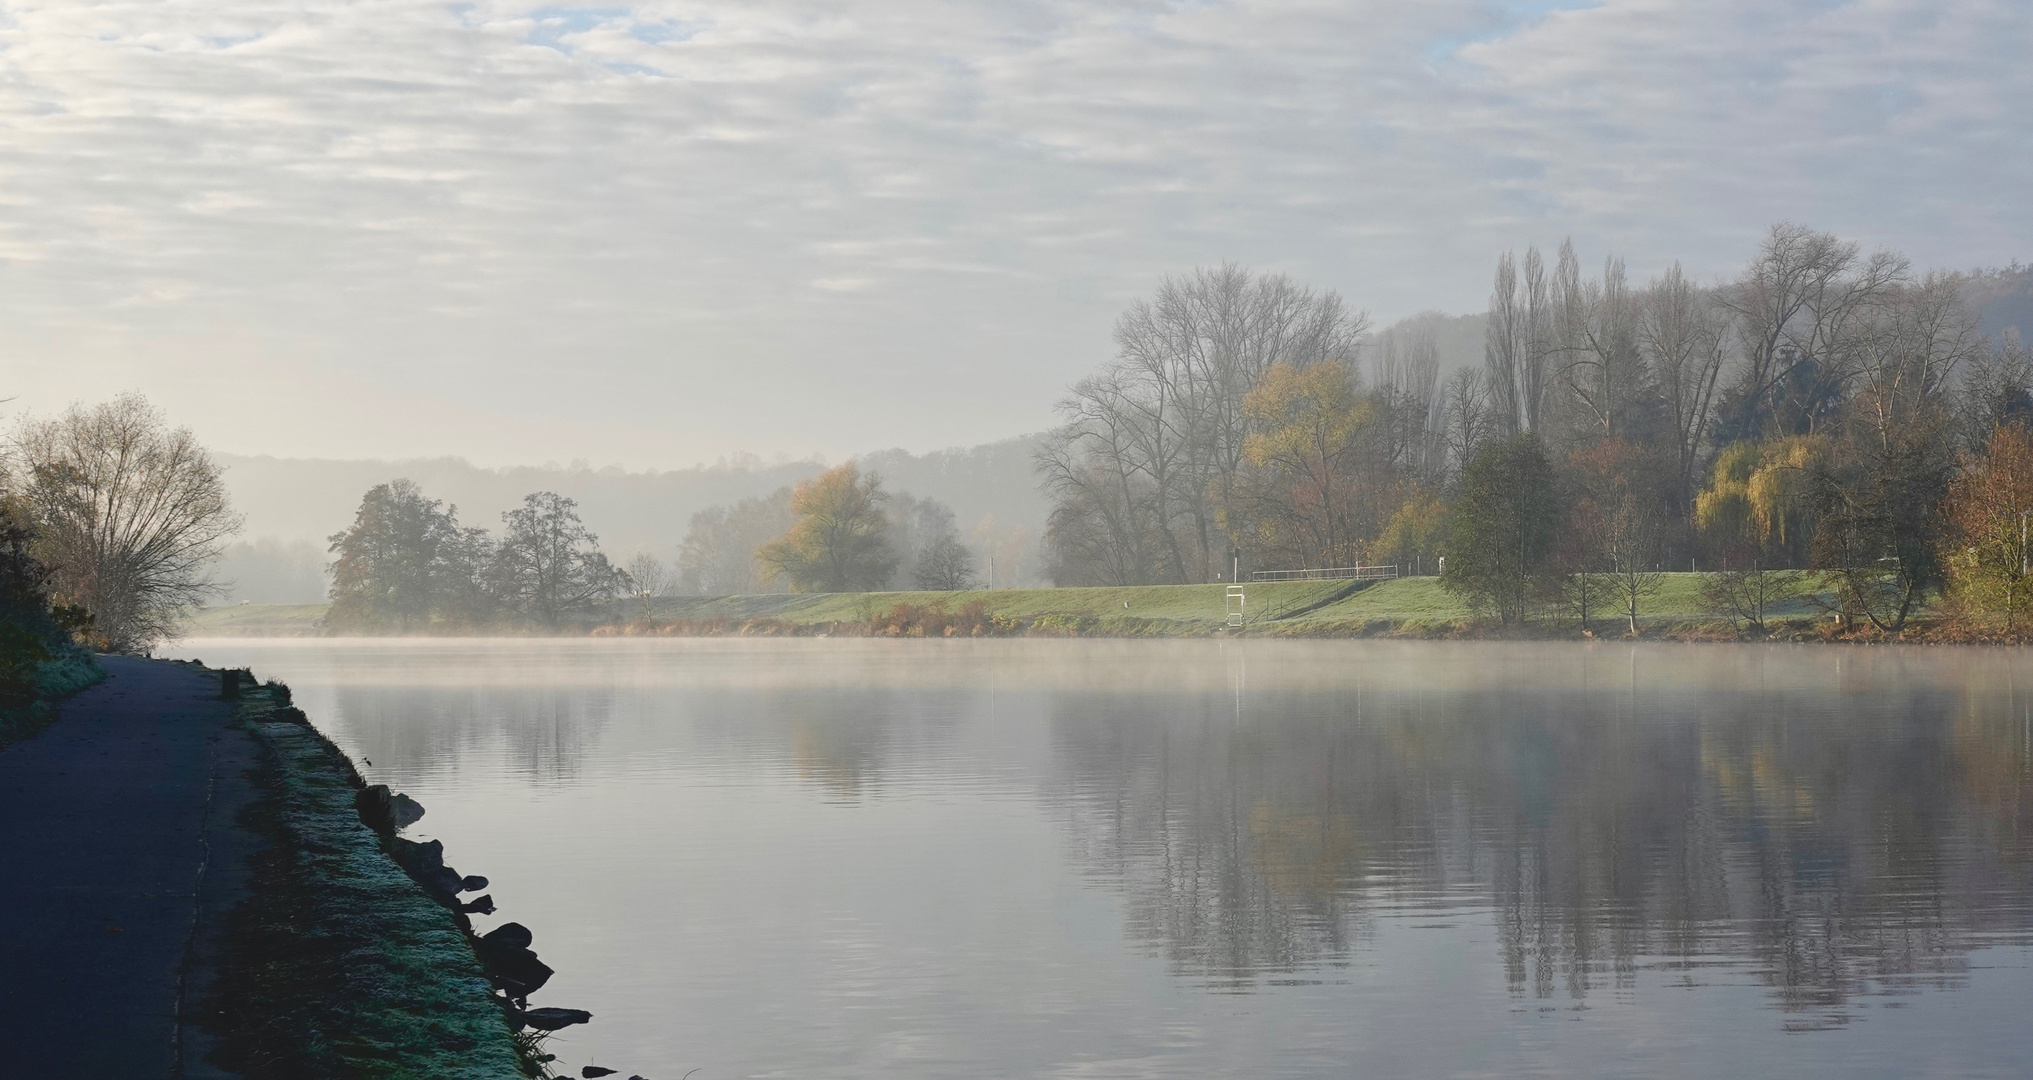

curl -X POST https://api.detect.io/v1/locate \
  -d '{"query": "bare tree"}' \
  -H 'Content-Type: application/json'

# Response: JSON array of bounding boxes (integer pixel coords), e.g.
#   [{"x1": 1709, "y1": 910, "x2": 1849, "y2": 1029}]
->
[
  {"x1": 1561, "y1": 252, "x2": 1649, "y2": 442},
  {"x1": 489, "y1": 492, "x2": 624, "y2": 626},
  {"x1": 1715, "y1": 223, "x2": 1906, "y2": 439},
  {"x1": 623, "y1": 552, "x2": 672, "y2": 620},
  {"x1": 1441, "y1": 368, "x2": 1493, "y2": 491},
  {"x1": 913, "y1": 535, "x2": 978, "y2": 591},
  {"x1": 9, "y1": 394, "x2": 241, "y2": 651},
  {"x1": 1485, "y1": 246, "x2": 1559, "y2": 435},
  {"x1": 1045, "y1": 264, "x2": 1369, "y2": 584},
  {"x1": 676, "y1": 487, "x2": 793, "y2": 595},
  {"x1": 1639, "y1": 262, "x2": 1728, "y2": 507}
]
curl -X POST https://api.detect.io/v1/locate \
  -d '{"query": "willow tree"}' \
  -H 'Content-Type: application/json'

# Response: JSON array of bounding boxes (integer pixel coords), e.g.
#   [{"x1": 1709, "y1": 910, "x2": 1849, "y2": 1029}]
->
[
  {"x1": 9, "y1": 395, "x2": 240, "y2": 651},
  {"x1": 1693, "y1": 437, "x2": 1822, "y2": 632}
]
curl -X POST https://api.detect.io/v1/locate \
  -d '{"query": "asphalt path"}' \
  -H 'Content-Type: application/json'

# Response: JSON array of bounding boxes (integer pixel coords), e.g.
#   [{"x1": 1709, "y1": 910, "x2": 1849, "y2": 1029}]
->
[{"x1": 0, "y1": 655, "x2": 262, "y2": 1077}]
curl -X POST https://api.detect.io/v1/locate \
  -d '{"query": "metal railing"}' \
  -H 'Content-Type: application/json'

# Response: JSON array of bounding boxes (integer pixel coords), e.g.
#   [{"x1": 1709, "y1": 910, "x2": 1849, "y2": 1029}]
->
[{"x1": 1250, "y1": 564, "x2": 1400, "y2": 583}]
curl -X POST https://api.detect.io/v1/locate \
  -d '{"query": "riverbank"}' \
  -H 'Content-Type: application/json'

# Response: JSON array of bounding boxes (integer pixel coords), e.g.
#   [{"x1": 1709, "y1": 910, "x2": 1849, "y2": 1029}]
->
[
  {"x1": 0, "y1": 655, "x2": 546, "y2": 1077},
  {"x1": 192, "y1": 574, "x2": 1861, "y2": 640},
  {"x1": 209, "y1": 670, "x2": 529, "y2": 1078}
]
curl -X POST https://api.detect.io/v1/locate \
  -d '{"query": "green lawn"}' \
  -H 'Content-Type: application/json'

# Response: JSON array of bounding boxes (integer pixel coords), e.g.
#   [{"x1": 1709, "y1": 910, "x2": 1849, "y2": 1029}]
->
[
  {"x1": 186, "y1": 603, "x2": 331, "y2": 636},
  {"x1": 648, "y1": 579, "x2": 1356, "y2": 629},
  {"x1": 183, "y1": 573, "x2": 1838, "y2": 638}
]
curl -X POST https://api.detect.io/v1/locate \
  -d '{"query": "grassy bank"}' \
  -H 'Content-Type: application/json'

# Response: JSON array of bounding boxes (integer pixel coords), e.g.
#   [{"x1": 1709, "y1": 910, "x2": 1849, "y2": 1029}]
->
[
  {"x1": 208, "y1": 671, "x2": 531, "y2": 1078},
  {"x1": 190, "y1": 574, "x2": 1845, "y2": 639},
  {"x1": 0, "y1": 643, "x2": 104, "y2": 748}
]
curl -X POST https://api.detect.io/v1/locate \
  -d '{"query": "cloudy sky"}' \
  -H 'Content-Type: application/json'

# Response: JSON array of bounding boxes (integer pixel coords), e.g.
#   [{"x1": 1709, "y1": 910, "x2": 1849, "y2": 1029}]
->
[{"x1": 1, "y1": 0, "x2": 2026, "y2": 467}]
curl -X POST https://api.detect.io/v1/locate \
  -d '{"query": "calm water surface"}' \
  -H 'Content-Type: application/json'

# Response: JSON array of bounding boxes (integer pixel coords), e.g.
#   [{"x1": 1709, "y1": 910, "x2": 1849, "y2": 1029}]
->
[{"x1": 165, "y1": 638, "x2": 2033, "y2": 1078}]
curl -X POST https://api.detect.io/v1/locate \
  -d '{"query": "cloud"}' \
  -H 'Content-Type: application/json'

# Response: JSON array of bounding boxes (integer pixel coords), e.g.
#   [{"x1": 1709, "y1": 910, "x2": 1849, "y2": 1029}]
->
[{"x1": 0, "y1": 0, "x2": 2024, "y2": 466}]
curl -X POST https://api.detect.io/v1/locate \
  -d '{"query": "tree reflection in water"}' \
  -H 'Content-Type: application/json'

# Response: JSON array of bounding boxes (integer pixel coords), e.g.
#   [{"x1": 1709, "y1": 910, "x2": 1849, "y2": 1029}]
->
[
  {"x1": 1045, "y1": 668, "x2": 2033, "y2": 1027},
  {"x1": 332, "y1": 681, "x2": 616, "y2": 786}
]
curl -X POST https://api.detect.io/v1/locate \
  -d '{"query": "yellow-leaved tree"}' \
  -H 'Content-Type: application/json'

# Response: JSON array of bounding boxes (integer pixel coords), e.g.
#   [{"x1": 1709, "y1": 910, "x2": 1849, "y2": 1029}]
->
[
  {"x1": 1375, "y1": 490, "x2": 1447, "y2": 573},
  {"x1": 1232, "y1": 361, "x2": 1376, "y2": 569},
  {"x1": 1941, "y1": 425, "x2": 2033, "y2": 631},
  {"x1": 756, "y1": 464, "x2": 898, "y2": 593},
  {"x1": 1692, "y1": 435, "x2": 1824, "y2": 631}
]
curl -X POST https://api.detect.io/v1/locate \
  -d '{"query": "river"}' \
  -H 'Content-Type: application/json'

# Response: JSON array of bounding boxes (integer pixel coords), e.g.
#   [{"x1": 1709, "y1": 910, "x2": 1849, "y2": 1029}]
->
[{"x1": 164, "y1": 638, "x2": 2033, "y2": 1079}]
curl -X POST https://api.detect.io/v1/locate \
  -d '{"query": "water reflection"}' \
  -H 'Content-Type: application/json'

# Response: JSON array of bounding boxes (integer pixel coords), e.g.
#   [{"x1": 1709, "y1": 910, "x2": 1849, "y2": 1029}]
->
[
  {"x1": 1046, "y1": 660, "x2": 2033, "y2": 1027},
  {"x1": 332, "y1": 682, "x2": 615, "y2": 784}
]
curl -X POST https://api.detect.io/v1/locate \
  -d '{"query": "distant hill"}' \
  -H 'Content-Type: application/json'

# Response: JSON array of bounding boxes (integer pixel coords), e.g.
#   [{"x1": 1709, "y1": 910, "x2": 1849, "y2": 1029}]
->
[{"x1": 1967, "y1": 265, "x2": 2033, "y2": 345}]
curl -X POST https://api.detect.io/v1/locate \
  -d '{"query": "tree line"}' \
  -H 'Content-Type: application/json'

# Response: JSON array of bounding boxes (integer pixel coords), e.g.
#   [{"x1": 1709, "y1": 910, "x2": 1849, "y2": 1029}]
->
[
  {"x1": 1041, "y1": 226, "x2": 2033, "y2": 634},
  {"x1": 672, "y1": 463, "x2": 979, "y2": 595},
  {"x1": 327, "y1": 462, "x2": 985, "y2": 630}
]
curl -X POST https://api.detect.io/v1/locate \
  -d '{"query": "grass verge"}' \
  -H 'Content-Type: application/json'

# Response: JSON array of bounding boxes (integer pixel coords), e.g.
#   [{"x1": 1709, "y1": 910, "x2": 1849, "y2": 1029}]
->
[
  {"x1": 206, "y1": 672, "x2": 529, "y2": 1079},
  {"x1": 0, "y1": 643, "x2": 104, "y2": 749}
]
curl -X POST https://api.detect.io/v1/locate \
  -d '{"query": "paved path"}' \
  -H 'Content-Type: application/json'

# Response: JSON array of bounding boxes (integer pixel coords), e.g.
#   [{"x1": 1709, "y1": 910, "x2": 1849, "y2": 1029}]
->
[{"x1": 0, "y1": 656, "x2": 263, "y2": 1076}]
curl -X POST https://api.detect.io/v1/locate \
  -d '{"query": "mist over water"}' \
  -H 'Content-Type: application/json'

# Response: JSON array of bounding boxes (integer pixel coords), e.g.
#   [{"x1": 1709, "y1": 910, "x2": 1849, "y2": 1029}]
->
[{"x1": 166, "y1": 639, "x2": 2033, "y2": 1078}]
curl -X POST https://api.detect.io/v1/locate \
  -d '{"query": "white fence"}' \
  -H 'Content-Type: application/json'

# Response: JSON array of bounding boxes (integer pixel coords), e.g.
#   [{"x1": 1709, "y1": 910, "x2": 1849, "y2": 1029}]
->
[{"x1": 1250, "y1": 565, "x2": 1401, "y2": 583}]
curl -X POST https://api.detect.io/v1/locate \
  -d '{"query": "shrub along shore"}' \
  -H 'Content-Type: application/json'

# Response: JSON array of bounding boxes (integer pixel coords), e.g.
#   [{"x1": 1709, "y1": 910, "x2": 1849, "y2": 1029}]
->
[{"x1": 183, "y1": 573, "x2": 2021, "y2": 642}]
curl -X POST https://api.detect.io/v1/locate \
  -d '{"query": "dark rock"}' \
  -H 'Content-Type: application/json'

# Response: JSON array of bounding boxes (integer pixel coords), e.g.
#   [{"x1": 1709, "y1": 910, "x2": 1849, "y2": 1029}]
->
[
  {"x1": 481, "y1": 922, "x2": 533, "y2": 950},
  {"x1": 520, "y1": 1007, "x2": 592, "y2": 1031},
  {"x1": 479, "y1": 941, "x2": 554, "y2": 998},
  {"x1": 461, "y1": 874, "x2": 489, "y2": 891},
  {"x1": 460, "y1": 894, "x2": 496, "y2": 915},
  {"x1": 219, "y1": 669, "x2": 240, "y2": 700},
  {"x1": 583, "y1": 1068, "x2": 619, "y2": 1078},
  {"x1": 426, "y1": 866, "x2": 466, "y2": 898},
  {"x1": 356, "y1": 785, "x2": 396, "y2": 835},
  {"x1": 390, "y1": 792, "x2": 426, "y2": 829},
  {"x1": 391, "y1": 837, "x2": 445, "y2": 877}
]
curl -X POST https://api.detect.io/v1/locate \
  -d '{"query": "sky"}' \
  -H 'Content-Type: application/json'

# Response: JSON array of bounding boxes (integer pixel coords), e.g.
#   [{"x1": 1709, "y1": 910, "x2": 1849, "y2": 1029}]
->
[{"x1": 1, "y1": 0, "x2": 2027, "y2": 468}]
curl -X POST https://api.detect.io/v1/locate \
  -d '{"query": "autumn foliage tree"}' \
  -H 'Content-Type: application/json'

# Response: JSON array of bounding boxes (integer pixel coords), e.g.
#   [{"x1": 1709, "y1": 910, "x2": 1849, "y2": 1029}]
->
[
  {"x1": 1941, "y1": 425, "x2": 2033, "y2": 630},
  {"x1": 1568, "y1": 439, "x2": 1668, "y2": 636},
  {"x1": 756, "y1": 464, "x2": 898, "y2": 592},
  {"x1": 1231, "y1": 361, "x2": 1376, "y2": 568}
]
